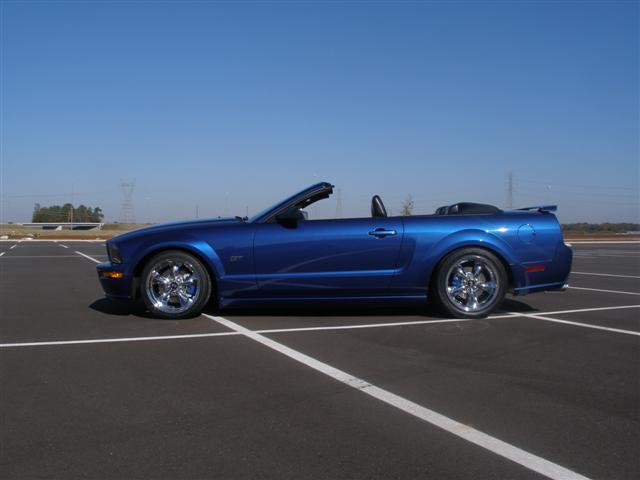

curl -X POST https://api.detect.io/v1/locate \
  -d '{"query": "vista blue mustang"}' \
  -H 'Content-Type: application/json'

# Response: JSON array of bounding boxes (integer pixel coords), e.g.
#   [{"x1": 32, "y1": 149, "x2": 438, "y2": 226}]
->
[{"x1": 97, "y1": 182, "x2": 572, "y2": 319}]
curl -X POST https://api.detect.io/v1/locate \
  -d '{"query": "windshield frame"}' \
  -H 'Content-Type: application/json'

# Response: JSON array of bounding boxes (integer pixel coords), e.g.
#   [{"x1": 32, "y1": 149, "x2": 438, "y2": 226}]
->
[{"x1": 249, "y1": 182, "x2": 334, "y2": 223}]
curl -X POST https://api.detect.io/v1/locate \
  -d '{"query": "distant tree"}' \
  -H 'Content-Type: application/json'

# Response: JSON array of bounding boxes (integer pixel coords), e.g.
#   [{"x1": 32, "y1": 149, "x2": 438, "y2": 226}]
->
[
  {"x1": 561, "y1": 223, "x2": 639, "y2": 234},
  {"x1": 400, "y1": 194, "x2": 415, "y2": 216},
  {"x1": 32, "y1": 204, "x2": 105, "y2": 222},
  {"x1": 75, "y1": 204, "x2": 89, "y2": 222},
  {"x1": 92, "y1": 207, "x2": 104, "y2": 222}
]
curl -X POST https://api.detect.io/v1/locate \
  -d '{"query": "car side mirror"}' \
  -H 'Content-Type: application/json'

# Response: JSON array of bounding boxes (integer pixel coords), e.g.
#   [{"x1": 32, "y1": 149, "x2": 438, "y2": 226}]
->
[{"x1": 276, "y1": 208, "x2": 305, "y2": 226}]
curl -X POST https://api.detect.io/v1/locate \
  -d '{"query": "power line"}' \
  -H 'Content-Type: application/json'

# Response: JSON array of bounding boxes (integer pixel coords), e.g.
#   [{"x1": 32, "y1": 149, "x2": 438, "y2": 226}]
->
[
  {"x1": 6, "y1": 189, "x2": 119, "y2": 199},
  {"x1": 517, "y1": 187, "x2": 638, "y2": 199},
  {"x1": 518, "y1": 179, "x2": 637, "y2": 191}
]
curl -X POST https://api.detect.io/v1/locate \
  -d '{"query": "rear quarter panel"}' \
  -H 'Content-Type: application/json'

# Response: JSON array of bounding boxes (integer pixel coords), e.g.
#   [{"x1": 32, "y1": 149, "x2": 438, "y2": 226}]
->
[{"x1": 392, "y1": 212, "x2": 570, "y2": 296}]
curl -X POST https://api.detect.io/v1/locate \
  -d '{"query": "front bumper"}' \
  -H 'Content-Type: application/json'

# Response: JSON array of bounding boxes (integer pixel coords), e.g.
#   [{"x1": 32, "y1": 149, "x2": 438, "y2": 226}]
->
[{"x1": 96, "y1": 261, "x2": 135, "y2": 301}]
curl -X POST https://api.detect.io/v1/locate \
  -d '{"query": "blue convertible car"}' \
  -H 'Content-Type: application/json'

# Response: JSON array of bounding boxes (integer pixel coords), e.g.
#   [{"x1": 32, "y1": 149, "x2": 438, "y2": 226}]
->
[{"x1": 97, "y1": 182, "x2": 572, "y2": 319}]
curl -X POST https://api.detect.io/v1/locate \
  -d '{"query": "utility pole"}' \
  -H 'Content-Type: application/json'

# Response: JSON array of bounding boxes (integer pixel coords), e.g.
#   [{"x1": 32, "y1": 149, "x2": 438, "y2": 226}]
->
[
  {"x1": 70, "y1": 183, "x2": 74, "y2": 230},
  {"x1": 120, "y1": 181, "x2": 136, "y2": 224},
  {"x1": 506, "y1": 171, "x2": 514, "y2": 210},
  {"x1": 335, "y1": 188, "x2": 343, "y2": 218}
]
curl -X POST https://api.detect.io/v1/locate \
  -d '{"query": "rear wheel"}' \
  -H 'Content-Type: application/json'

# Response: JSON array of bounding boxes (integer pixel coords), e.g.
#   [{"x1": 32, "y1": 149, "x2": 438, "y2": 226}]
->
[
  {"x1": 434, "y1": 248, "x2": 507, "y2": 319},
  {"x1": 140, "y1": 250, "x2": 211, "y2": 319}
]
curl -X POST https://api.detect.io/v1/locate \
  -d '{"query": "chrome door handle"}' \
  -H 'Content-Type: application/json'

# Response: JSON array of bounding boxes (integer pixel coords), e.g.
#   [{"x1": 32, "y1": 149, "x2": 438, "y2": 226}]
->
[{"x1": 368, "y1": 228, "x2": 397, "y2": 238}]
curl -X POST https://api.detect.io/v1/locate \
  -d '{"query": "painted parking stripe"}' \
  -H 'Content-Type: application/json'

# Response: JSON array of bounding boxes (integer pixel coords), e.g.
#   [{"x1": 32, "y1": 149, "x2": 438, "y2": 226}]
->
[
  {"x1": 255, "y1": 304, "x2": 640, "y2": 334},
  {"x1": 0, "y1": 255, "x2": 101, "y2": 259},
  {"x1": 0, "y1": 252, "x2": 4, "y2": 257},
  {"x1": 573, "y1": 253, "x2": 640, "y2": 260},
  {"x1": 256, "y1": 317, "x2": 481, "y2": 334},
  {"x1": 3, "y1": 305, "x2": 639, "y2": 349},
  {"x1": 526, "y1": 304, "x2": 640, "y2": 316},
  {"x1": 58, "y1": 243, "x2": 69, "y2": 249},
  {"x1": 0, "y1": 239, "x2": 106, "y2": 242},
  {"x1": 9, "y1": 244, "x2": 17, "y2": 249},
  {"x1": 0, "y1": 318, "x2": 499, "y2": 348},
  {"x1": 205, "y1": 313, "x2": 590, "y2": 480},
  {"x1": 517, "y1": 313, "x2": 640, "y2": 337},
  {"x1": 571, "y1": 271, "x2": 640, "y2": 279},
  {"x1": 0, "y1": 331, "x2": 239, "y2": 348},
  {"x1": 567, "y1": 240, "x2": 640, "y2": 244},
  {"x1": 75, "y1": 251, "x2": 102, "y2": 263},
  {"x1": 573, "y1": 251, "x2": 640, "y2": 255},
  {"x1": 569, "y1": 286, "x2": 640, "y2": 296}
]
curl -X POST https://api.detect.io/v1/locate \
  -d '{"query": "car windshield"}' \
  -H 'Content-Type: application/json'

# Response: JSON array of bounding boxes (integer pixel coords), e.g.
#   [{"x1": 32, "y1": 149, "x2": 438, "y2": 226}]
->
[{"x1": 248, "y1": 182, "x2": 331, "y2": 223}]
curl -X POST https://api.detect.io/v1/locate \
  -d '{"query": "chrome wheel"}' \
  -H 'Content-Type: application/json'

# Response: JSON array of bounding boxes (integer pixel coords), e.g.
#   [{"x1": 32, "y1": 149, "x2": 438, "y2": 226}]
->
[
  {"x1": 445, "y1": 256, "x2": 499, "y2": 313},
  {"x1": 145, "y1": 259, "x2": 201, "y2": 314}
]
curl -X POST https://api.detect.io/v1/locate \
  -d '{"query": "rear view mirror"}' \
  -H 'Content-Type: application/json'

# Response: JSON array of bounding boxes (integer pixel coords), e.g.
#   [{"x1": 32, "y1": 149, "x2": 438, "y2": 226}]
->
[{"x1": 276, "y1": 208, "x2": 305, "y2": 226}]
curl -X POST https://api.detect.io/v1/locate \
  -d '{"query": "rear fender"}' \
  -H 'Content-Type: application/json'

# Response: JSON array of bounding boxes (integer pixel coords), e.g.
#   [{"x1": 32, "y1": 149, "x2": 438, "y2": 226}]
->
[{"x1": 422, "y1": 229, "x2": 524, "y2": 290}]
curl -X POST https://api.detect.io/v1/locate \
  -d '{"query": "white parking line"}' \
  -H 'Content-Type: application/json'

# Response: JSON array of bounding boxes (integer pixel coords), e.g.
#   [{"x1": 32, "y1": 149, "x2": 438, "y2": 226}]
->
[
  {"x1": 571, "y1": 271, "x2": 640, "y2": 279},
  {"x1": 568, "y1": 240, "x2": 640, "y2": 244},
  {"x1": 10, "y1": 244, "x2": 17, "y2": 249},
  {"x1": 0, "y1": 317, "x2": 499, "y2": 348},
  {"x1": 205, "y1": 313, "x2": 590, "y2": 480},
  {"x1": 574, "y1": 254, "x2": 640, "y2": 258},
  {"x1": 517, "y1": 313, "x2": 640, "y2": 336},
  {"x1": 0, "y1": 239, "x2": 106, "y2": 242},
  {"x1": 2, "y1": 305, "x2": 639, "y2": 349},
  {"x1": 569, "y1": 286, "x2": 640, "y2": 296},
  {"x1": 75, "y1": 251, "x2": 102, "y2": 263},
  {"x1": 0, "y1": 255, "x2": 98, "y2": 259},
  {"x1": 256, "y1": 317, "x2": 481, "y2": 334},
  {"x1": 0, "y1": 252, "x2": 4, "y2": 257},
  {"x1": 58, "y1": 243, "x2": 69, "y2": 249},
  {"x1": 526, "y1": 304, "x2": 640, "y2": 316},
  {"x1": 574, "y1": 251, "x2": 640, "y2": 255},
  {"x1": 0, "y1": 331, "x2": 239, "y2": 348}
]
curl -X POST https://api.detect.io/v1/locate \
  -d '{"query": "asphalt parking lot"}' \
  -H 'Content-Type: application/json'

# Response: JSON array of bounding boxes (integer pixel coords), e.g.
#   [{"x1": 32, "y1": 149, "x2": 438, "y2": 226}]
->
[{"x1": 1, "y1": 240, "x2": 638, "y2": 479}]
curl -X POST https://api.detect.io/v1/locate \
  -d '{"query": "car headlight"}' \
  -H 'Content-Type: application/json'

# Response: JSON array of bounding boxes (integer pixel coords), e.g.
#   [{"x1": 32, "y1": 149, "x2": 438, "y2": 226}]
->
[{"x1": 107, "y1": 243, "x2": 123, "y2": 263}]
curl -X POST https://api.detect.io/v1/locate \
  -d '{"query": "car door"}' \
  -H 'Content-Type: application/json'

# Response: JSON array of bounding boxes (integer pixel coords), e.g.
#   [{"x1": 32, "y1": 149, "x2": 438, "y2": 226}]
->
[{"x1": 253, "y1": 217, "x2": 404, "y2": 297}]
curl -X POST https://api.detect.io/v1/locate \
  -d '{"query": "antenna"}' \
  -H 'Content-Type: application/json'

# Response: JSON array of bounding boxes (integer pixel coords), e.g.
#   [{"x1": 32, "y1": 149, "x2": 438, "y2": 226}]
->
[
  {"x1": 335, "y1": 188, "x2": 343, "y2": 218},
  {"x1": 120, "y1": 180, "x2": 136, "y2": 223}
]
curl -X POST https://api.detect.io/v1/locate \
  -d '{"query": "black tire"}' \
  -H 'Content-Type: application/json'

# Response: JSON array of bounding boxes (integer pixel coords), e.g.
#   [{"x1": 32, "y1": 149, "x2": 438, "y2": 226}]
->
[
  {"x1": 140, "y1": 250, "x2": 212, "y2": 319},
  {"x1": 433, "y1": 248, "x2": 507, "y2": 319}
]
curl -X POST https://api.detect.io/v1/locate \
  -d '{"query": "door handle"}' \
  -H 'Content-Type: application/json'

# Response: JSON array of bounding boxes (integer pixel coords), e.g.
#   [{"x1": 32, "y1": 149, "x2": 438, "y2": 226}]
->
[{"x1": 368, "y1": 228, "x2": 397, "y2": 238}]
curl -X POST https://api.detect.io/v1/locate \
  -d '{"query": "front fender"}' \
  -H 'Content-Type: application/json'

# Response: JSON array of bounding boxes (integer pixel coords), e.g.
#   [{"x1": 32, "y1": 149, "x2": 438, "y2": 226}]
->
[{"x1": 120, "y1": 232, "x2": 225, "y2": 282}]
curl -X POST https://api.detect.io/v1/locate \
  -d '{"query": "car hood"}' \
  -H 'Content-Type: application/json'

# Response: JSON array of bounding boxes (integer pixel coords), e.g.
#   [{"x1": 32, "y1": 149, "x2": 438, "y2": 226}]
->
[{"x1": 110, "y1": 217, "x2": 242, "y2": 243}]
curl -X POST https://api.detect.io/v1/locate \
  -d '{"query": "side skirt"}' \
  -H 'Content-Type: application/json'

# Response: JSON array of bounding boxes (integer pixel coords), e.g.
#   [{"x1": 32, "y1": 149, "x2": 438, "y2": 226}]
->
[{"x1": 219, "y1": 294, "x2": 428, "y2": 309}]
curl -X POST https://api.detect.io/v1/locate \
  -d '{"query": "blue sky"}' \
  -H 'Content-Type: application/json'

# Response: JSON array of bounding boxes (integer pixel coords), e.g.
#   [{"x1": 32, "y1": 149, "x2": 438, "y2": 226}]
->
[{"x1": 1, "y1": 0, "x2": 638, "y2": 223}]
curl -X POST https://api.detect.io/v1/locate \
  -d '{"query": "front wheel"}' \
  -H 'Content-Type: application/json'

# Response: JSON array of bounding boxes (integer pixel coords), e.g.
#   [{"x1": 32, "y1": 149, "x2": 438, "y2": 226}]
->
[
  {"x1": 434, "y1": 248, "x2": 507, "y2": 319},
  {"x1": 140, "y1": 250, "x2": 212, "y2": 319}
]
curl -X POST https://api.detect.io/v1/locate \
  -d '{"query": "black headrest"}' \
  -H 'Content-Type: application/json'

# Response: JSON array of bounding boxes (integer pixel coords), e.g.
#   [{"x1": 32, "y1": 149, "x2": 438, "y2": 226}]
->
[
  {"x1": 435, "y1": 202, "x2": 502, "y2": 215},
  {"x1": 371, "y1": 195, "x2": 387, "y2": 217}
]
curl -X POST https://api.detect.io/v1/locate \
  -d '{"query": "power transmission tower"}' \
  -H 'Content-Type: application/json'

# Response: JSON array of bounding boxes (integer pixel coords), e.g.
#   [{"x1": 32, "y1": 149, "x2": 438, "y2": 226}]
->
[
  {"x1": 119, "y1": 181, "x2": 136, "y2": 224},
  {"x1": 335, "y1": 188, "x2": 343, "y2": 218},
  {"x1": 506, "y1": 172, "x2": 514, "y2": 209}
]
